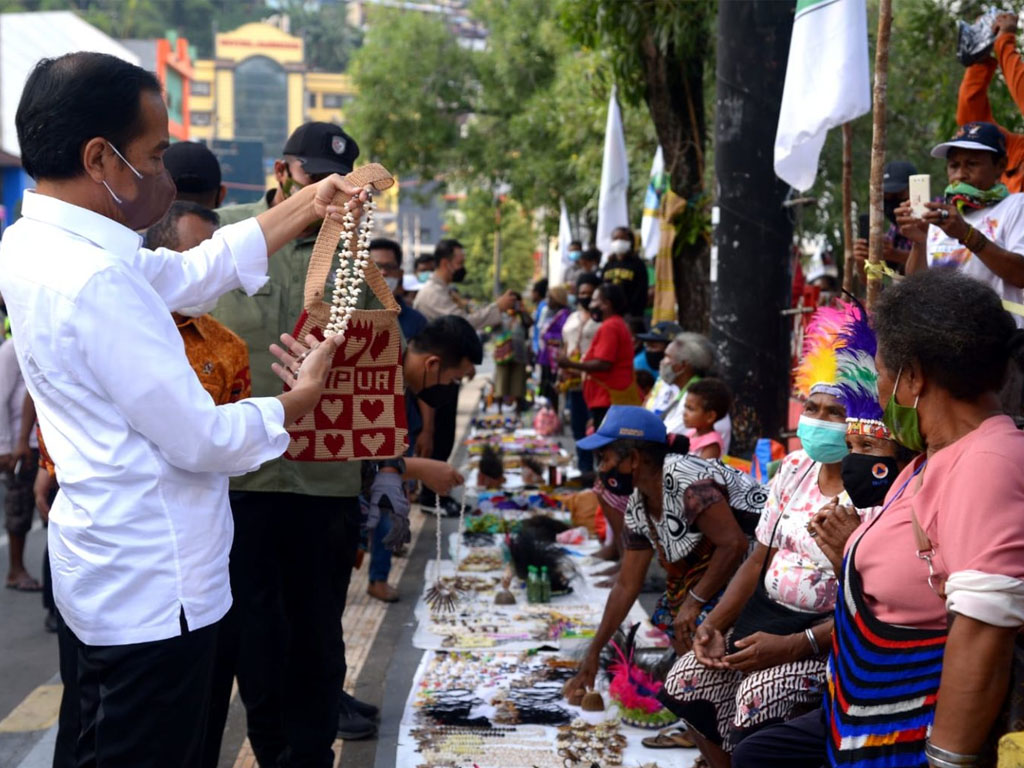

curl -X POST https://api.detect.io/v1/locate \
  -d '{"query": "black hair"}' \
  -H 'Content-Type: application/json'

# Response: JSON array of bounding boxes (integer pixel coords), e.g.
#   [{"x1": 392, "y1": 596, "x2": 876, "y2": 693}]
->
[
  {"x1": 144, "y1": 201, "x2": 219, "y2": 251},
  {"x1": 434, "y1": 238, "x2": 464, "y2": 263},
  {"x1": 569, "y1": 240, "x2": 582, "y2": 249},
  {"x1": 874, "y1": 269, "x2": 1020, "y2": 399},
  {"x1": 596, "y1": 281, "x2": 628, "y2": 316},
  {"x1": 369, "y1": 237, "x2": 402, "y2": 263},
  {"x1": 409, "y1": 315, "x2": 484, "y2": 367},
  {"x1": 479, "y1": 444, "x2": 504, "y2": 480},
  {"x1": 533, "y1": 278, "x2": 548, "y2": 298},
  {"x1": 611, "y1": 226, "x2": 636, "y2": 249},
  {"x1": 16, "y1": 52, "x2": 162, "y2": 181},
  {"x1": 687, "y1": 378, "x2": 733, "y2": 421},
  {"x1": 580, "y1": 248, "x2": 601, "y2": 264},
  {"x1": 627, "y1": 317, "x2": 648, "y2": 337},
  {"x1": 576, "y1": 272, "x2": 601, "y2": 290}
]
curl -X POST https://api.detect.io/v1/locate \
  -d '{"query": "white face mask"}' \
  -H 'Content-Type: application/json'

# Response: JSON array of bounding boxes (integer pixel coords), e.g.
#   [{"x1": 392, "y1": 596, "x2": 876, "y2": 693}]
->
[
  {"x1": 176, "y1": 298, "x2": 219, "y2": 318},
  {"x1": 384, "y1": 276, "x2": 400, "y2": 292},
  {"x1": 609, "y1": 239, "x2": 631, "y2": 255}
]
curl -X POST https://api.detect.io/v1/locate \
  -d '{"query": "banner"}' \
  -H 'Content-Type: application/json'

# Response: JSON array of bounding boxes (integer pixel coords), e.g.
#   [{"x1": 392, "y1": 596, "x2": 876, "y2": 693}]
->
[
  {"x1": 596, "y1": 86, "x2": 630, "y2": 257},
  {"x1": 557, "y1": 199, "x2": 573, "y2": 283},
  {"x1": 641, "y1": 146, "x2": 666, "y2": 260},
  {"x1": 773, "y1": 0, "x2": 870, "y2": 192}
]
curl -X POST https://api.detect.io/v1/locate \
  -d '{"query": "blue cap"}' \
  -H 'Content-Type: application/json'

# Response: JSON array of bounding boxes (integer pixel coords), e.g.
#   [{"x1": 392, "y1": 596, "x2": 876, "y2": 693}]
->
[
  {"x1": 931, "y1": 121, "x2": 1007, "y2": 158},
  {"x1": 577, "y1": 406, "x2": 667, "y2": 450}
]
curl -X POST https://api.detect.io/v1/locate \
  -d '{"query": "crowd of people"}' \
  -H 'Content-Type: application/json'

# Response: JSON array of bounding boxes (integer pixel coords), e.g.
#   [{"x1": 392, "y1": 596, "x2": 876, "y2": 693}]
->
[{"x1": 1, "y1": 30, "x2": 1024, "y2": 768}]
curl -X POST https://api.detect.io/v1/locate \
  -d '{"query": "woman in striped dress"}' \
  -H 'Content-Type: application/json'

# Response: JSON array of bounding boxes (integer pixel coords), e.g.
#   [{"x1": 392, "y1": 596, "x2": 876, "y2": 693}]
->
[{"x1": 826, "y1": 271, "x2": 1024, "y2": 768}]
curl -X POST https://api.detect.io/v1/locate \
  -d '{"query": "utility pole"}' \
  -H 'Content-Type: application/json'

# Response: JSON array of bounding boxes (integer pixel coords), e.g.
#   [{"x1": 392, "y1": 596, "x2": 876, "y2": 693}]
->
[{"x1": 710, "y1": 0, "x2": 795, "y2": 454}]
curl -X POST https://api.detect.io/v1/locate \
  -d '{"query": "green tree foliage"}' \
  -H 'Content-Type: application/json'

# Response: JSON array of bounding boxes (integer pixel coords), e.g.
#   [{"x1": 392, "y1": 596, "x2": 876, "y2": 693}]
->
[
  {"x1": 815, "y1": 0, "x2": 1024, "y2": 249},
  {"x1": 446, "y1": 191, "x2": 538, "y2": 301}
]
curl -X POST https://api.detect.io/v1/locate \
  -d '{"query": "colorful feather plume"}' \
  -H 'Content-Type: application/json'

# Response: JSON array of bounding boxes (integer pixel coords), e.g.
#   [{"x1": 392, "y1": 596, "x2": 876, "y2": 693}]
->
[
  {"x1": 605, "y1": 624, "x2": 678, "y2": 728},
  {"x1": 835, "y1": 301, "x2": 889, "y2": 436},
  {"x1": 794, "y1": 302, "x2": 856, "y2": 398}
]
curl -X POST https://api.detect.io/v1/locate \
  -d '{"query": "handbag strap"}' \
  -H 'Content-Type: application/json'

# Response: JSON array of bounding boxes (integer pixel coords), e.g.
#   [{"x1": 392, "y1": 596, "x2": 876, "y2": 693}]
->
[
  {"x1": 303, "y1": 163, "x2": 398, "y2": 324},
  {"x1": 758, "y1": 461, "x2": 816, "y2": 583}
]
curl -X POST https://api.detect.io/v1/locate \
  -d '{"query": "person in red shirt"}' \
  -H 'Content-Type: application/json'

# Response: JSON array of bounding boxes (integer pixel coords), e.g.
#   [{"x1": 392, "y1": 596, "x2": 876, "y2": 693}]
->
[
  {"x1": 957, "y1": 12, "x2": 1024, "y2": 192},
  {"x1": 558, "y1": 281, "x2": 639, "y2": 429}
]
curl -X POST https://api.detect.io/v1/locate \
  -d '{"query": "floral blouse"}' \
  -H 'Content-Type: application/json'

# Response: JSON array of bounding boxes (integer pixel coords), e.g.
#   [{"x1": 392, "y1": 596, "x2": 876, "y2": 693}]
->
[{"x1": 754, "y1": 450, "x2": 862, "y2": 614}]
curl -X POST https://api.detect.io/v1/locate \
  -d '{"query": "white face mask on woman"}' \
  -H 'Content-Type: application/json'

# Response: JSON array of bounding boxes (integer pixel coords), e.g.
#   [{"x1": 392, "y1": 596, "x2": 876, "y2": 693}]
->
[{"x1": 609, "y1": 239, "x2": 631, "y2": 256}]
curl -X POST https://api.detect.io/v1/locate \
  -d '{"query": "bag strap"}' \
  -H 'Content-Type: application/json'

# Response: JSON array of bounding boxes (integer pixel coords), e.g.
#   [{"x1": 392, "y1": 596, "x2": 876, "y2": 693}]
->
[
  {"x1": 912, "y1": 506, "x2": 947, "y2": 600},
  {"x1": 303, "y1": 163, "x2": 398, "y2": 324}
]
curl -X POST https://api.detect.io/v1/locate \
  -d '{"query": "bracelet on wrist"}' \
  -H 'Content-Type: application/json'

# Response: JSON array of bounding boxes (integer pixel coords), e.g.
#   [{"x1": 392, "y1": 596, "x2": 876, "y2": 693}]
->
[
  {"x1": 925, "y1": 741, "x2": 982, "y2": 767},
  {"x1": 804, "y1": 627, "x2": 821, "y2": 655},
  {"x1": 689, "y1": 589, "x2": 709, "y2": 605}
]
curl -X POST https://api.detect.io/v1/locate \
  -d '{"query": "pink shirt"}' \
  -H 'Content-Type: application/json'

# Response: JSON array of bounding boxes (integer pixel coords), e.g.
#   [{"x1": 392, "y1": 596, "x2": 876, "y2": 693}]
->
[
  {"x1": 686, "y1": 428, "x2": 725, "y2": 456},
  {"x1": 853, "y1": 415, "x2": 1024, "y2": 630}
]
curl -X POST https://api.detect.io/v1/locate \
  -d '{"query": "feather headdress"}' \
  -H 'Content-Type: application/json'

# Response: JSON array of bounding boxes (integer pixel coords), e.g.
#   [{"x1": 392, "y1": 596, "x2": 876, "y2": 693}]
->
[
  {"x1": 794, "y1": 302, "x2": 855, "y2": 398},
  {"x1": 835, "y1": 302, "x2": 891, "y2": 439}
]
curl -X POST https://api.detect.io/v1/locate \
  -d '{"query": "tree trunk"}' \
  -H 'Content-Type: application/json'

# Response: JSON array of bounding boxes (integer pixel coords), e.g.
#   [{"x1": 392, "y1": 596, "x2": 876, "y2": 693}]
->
[
  {"x1": 710, "y1": 0, "x2": 795, "y2": 454},
  {"x1": 637, "y1": 16, "x2": 709, "y2": 332},
  {"x1": 867, "y1": 0, "x2": 893, "y2": 310}
]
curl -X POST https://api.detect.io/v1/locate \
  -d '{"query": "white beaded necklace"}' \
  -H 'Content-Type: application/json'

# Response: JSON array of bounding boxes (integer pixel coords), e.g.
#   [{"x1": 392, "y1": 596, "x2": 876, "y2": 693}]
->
[{"x1": 325, "y1": 191, "x2": 376, "y2": 338}]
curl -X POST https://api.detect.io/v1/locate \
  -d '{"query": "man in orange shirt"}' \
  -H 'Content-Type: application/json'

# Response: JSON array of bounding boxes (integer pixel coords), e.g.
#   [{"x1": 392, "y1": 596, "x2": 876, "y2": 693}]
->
[{"x1": 958, "y1": 12, "x2": 1024, "y2": 192}]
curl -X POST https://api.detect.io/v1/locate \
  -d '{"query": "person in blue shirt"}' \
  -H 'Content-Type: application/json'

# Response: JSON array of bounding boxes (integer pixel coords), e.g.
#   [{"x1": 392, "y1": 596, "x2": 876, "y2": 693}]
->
[{"x1": 634, "y1": 320, "x2": 683, "y2": 384}]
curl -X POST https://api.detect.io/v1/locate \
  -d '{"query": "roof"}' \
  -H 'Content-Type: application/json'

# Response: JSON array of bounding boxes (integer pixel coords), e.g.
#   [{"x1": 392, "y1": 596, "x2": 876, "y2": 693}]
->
[{"x1": 0, "y1": 12, "x2": 140, "y2": 159}]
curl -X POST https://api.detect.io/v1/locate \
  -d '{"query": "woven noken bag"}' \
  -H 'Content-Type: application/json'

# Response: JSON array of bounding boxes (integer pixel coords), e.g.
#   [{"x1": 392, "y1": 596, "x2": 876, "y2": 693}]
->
[{"x1": 284, "y1": 163, "x2": 407, "y2": 461}]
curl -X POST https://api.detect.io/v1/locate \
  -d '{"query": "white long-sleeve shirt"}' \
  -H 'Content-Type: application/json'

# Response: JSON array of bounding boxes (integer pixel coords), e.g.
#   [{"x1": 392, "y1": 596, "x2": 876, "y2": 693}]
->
[
  {"x1": 0, "y1": 339, "x2": 36, "y2": 454},
  {"x1": 0, "y1": 191, "x2": 289, "y2": 646}
]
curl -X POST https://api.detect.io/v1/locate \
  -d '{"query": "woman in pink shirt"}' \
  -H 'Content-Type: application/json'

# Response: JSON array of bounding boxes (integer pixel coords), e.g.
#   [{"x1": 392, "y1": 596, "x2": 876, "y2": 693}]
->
[{"x1": 825, "y1": 269, "x2": 1024, "y2": 768}]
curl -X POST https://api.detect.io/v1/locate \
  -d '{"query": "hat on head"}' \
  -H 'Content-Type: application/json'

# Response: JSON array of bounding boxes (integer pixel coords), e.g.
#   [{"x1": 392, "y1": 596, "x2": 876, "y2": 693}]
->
[
  {"x1": 282, "y1": 122, "x2": 360, "y2": 175},
  {"x1": 637, "y1": 321, "x2": 683, "y2": 344},
  {"x1": 930, "y1": 121, "x2": 1006, "y2": 159},
  {"x1": 402, "y1": 274, "x2": 422, "y2": 293},
  {"x1": 795, "y1": 302, "x2": 857, "y2": 399},
  {"x1": 882, "y1": 161, "x2": 917, "y2": 194},
  {"x1": 577, "y1": 406, "x2": 667, "y2": 450},
  {"x1": 834, "y1": 302, "x2": 890, "y2": 440},
  {"x1": 164, "y1": 141, "x2": 221, "y2": 194}
]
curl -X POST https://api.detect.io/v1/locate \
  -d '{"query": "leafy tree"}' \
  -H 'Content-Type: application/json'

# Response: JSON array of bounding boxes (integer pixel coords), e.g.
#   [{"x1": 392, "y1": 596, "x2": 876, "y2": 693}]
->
[
  {"x1": 283, "y1": 0, "x2": 363, "y2": 72},
  {"x1": 446, "y1": 190, "x2": 538, "y2": 301},
  {"x1": 558, "y1": 0, "x2": 715, "y2": 331}
]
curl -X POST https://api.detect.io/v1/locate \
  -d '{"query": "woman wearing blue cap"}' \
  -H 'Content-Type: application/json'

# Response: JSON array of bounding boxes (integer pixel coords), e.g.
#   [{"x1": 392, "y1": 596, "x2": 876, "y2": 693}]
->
[{"x1": 562, "y1": 405, "x2": 763, "y2": 706}]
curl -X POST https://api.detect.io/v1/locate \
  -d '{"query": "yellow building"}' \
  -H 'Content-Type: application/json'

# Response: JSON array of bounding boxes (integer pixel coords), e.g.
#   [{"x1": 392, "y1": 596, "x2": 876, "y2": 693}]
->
[{"x1": 189, "y1": 21, "x2": 357, "y2": 186}]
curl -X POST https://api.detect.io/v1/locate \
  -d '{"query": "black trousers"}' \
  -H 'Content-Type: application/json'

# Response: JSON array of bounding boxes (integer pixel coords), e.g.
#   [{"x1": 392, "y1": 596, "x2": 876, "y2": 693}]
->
[
  {"x1": 204, "y1": 492, "x2": 361, "y2": 768},
  {"x1": 730, "y1": 707, "x2": 827, "y2": 768},
  {"x1": 420, "y1": 384, "x2": 460, "y2": 508},
  {"x1": 60, "y1": 615, "x2": 217, "y2": 768}
]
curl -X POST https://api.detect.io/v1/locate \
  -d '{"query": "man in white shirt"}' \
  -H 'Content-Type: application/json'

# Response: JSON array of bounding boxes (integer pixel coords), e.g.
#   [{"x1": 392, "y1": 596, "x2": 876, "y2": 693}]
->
[
  {"x1": 657, "y1": 332, "x2": 733, "y2": 454},
  {"x1": 899, "y1": 121, "x2": 1024, "y2": 328},
  {"x1": 0, "y1": 52, "x2": 365, "y2": 767}
]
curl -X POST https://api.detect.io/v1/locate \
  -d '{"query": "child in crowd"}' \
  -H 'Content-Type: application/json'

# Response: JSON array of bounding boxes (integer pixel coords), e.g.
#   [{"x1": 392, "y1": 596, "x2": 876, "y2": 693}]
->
[{"x1": 682, "y1": 378, "x2": 732, "y2": 460}]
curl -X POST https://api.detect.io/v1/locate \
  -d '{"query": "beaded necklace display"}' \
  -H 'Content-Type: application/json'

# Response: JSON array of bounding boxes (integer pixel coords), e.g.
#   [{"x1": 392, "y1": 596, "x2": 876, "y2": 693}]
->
[
  {"x1": 325, "y1": 191, "x2": 376, "y2": 338},
  {"x1": 425, "y1": 498, "x2": 470, "y2": 612}
]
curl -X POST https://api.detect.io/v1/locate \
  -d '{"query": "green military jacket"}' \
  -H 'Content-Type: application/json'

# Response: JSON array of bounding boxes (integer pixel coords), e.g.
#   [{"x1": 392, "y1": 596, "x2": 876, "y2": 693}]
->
[{"x1": 213, "y1": 190, "x2": 380, "y2": 497}]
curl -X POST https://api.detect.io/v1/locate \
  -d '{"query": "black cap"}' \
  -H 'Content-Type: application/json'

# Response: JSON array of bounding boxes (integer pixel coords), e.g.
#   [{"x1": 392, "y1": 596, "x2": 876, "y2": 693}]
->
[
  {"x1": 282, "y1": 122, "x2": 359, "y2": 175},
  {"x1": 931, "y1": 121, "x2": 1007, "y2": 159},
  {"x1": 882, "y1": 161, "x2": 917, "y2": 194},
  {"x1": 637, "y1": 321, "x2": 683, "y2": 343},
  {"x1": 164, "y1": 141, "x2": 221, "y2": 194}
]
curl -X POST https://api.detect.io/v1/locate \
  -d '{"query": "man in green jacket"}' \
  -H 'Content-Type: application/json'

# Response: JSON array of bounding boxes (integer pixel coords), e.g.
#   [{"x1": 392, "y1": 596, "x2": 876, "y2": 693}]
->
[{"x1": 208, "y1": 122, "x2": 380, "y2": 765}]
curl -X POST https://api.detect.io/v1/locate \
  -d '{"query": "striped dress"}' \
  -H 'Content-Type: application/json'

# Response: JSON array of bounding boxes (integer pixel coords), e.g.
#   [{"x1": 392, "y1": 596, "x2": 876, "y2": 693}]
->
[{"x1": 825, "y1": 524, "x2": 947, "y2": 767}]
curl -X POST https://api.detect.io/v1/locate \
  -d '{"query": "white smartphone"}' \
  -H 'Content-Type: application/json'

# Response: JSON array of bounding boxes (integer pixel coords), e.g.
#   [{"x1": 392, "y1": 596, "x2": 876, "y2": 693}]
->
[{"x1": 909, "y1": 174, "x2": 931, "y2": 218}]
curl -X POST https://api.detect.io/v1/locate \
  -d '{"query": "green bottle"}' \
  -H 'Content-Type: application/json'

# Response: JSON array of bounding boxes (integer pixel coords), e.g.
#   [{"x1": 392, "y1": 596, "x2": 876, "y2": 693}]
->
[
  {"x1": 540, "y1": 566, "x2": 551, "y2": 603},
  {"x1": 527, "y1": 565, "x2": 539, "y2": 603}
]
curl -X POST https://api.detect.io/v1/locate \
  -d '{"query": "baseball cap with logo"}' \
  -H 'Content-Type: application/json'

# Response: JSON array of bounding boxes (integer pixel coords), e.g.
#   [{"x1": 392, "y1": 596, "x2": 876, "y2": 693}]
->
[
  {"x1": 637, "y1": 321, "x2": 684, "y2": 344},
  {"x1": 282, "y1": 122, "x2": 360, "y2": 176},
  {"x1": 930, "y1": 121, "x2": 1007, "y2": 159},
  {"x1": 577, "y1": 406, "x2": 667, "y2": 450}
]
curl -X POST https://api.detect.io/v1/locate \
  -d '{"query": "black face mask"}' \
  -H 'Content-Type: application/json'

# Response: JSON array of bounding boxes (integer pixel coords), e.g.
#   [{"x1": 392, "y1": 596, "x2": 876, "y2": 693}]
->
[
  {"x1": 578, "y1": 296, "x2": 592, "y2": 311},
  {"x1": 599, "y1": 466, "x2": 634, "y2": 497},
  {"x1": 415, "y1": 362, "x2": 450, "y2": 408},
  {"x1": 645, "y1": 350, "x2": 664, "y2": 369},
  {"x1": 883, "y1": 199, "x2": 900, "y2": 226},
  {"x1": 840, "y1": 453, "x2": 899, "y2": 508},
  {"x1": 451, "y1": 266, "x2": 467, "y2": 283},
  {"x1": 590, "y1": 307, "x2": 604, "y2": 322}
]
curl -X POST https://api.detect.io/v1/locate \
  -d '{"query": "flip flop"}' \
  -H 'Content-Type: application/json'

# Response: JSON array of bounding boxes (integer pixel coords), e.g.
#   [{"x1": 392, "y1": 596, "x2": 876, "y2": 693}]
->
[
  {"x1": 641, "y1": 727, "x2": 696, "y2": 749},
  {"x1": 6, "y1": 576, "x2": 42, "y2": 592}
]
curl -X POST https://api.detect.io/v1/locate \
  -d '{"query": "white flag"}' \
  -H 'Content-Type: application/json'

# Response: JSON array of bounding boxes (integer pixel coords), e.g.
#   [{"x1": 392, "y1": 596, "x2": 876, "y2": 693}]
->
[
  {"x1": 641, "y1": 146, "x2": 666, "y2": 260},
  {"x1": 551, "y1": 200, "x2": 573, "y2": 285},
  {"x1": 596, "y1": 86, "x2": 630, "y2": 257},
  {"x1": 774, "y1": 0, "x2": 870, "y2": 192}
]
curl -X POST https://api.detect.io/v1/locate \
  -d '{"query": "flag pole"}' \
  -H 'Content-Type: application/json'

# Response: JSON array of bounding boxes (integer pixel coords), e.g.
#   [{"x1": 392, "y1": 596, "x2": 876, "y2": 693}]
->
[
  {"x1": 841, "y1": 122, "x2": 855, "y2": 294},
  {"x1": 866, "y1": 0, "x2": 893, "y2": 310}
]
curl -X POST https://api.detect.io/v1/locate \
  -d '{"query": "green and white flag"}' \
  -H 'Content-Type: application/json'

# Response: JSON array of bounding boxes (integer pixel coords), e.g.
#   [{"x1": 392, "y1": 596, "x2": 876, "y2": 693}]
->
[{"x1": 774, "y1": 0, "x2": 870, "y2": 192}]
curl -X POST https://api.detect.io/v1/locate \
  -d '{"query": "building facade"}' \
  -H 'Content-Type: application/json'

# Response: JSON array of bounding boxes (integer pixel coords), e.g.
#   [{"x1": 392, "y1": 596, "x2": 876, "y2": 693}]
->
[{"x1": 123, "y1": 33, "x2": 194, "y2": 142}]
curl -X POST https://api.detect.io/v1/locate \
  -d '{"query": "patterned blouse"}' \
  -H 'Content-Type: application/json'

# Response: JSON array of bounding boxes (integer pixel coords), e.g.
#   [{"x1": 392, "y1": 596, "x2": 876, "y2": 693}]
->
[{"x1": 754, "y1": 450, "x2": 859, "y2": 613}]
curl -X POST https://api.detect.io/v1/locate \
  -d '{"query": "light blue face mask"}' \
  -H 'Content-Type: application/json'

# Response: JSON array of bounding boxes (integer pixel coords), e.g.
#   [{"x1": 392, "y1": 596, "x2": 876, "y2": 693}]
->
[
  {"x1": 797, "y1": 415, "x2": 850, "y2": 464},
  {"x1": 568, "y1": 250, "x2": 582, "y2": 262}
]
